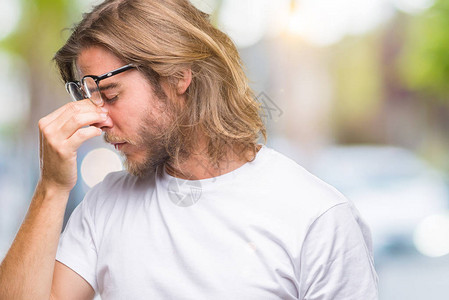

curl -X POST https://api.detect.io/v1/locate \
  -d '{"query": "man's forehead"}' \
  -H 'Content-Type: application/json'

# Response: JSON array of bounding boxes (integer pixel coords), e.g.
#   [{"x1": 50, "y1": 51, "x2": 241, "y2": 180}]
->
[
  {"x1": 74, "y1": 61, "x2": 84, "y2": 78},
  {"x1": 76, "y1": 46, "x2": 125, "y2": 77}
]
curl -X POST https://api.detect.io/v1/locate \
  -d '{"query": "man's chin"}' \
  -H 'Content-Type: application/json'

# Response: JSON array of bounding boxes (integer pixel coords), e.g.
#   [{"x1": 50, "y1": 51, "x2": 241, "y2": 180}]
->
[
  {"x1": 124, "y1": 158, "x2": 155, "y2": 178},
  {"x1": 123, "y1": 154, "x2": 168, "y2": 178}
]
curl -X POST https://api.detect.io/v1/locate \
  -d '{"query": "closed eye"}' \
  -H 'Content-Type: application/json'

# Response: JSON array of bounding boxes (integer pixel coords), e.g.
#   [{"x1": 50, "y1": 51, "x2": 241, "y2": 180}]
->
[
  {"x1": 103, "y1": 94, "x2": 119, "y2": 103},
  {"x1": 99, "y1": 82, "x2": 121, "y2": 104}
]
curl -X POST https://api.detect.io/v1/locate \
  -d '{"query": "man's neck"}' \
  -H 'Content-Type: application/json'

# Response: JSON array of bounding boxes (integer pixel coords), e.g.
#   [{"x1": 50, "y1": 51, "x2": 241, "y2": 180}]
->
[{"x1": 165, "y1": 144, "x2": 261, "y2": 180}]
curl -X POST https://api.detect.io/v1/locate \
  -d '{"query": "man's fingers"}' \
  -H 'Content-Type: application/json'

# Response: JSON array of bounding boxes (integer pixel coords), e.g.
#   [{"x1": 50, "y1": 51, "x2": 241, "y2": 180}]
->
[
  {"x1": 67, "y1": 126, "x2": 103, "y2": 151},
  {"x1": 39, "y1": 99, "x2": 101, "y2": 128},
  {"x1": 38, "y1": 104, "x2": 70, "y2": 128},
  {"x1": 57, "y1": 112, "x2": 108, "y2": 139}
]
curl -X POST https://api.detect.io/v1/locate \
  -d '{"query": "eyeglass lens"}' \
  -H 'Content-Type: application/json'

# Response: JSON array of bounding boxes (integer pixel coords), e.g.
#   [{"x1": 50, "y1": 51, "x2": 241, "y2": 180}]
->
[
  {"x1": 66, "y1": 82, "x2": 84, "y2": 102},
  {"x1": 83, "y1": 77, "x2": 104, "y2": 106}
]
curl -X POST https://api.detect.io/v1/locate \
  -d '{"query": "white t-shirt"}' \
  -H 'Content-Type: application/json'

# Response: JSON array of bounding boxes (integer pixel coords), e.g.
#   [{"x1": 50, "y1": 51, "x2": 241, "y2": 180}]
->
[{"x1": 56, "y1": 145, "x2": 378, "y2": 299}]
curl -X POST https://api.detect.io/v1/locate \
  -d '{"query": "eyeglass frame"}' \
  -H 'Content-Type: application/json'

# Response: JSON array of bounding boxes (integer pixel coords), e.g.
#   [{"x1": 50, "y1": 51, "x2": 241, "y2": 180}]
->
[{"x1": 65, "y1": 63, "x2": 136, "y2": 103}]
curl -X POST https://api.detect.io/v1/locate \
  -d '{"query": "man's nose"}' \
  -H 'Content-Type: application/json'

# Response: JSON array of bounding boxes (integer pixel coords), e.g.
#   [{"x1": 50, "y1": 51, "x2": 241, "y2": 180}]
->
[{"x1": 93, "y1": 114, "x2": 113, "y2": 130}]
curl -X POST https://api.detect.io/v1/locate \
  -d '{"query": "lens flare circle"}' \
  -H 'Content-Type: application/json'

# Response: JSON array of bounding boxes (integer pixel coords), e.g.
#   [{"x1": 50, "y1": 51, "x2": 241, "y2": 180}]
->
[
  {"x1": 414, "y1": 213, "x2": 449, "y2": 257},
  {"x1": 81, "y1": 147, "x2": 123, "y2": 188}
]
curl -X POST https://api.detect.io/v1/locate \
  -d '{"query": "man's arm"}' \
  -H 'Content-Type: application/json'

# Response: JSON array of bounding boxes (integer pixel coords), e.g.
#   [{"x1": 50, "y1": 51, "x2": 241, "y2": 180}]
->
[
  {"x1": 298, "y1": 202, "x2": 378, "y2": 300},
  {"x1": 51, "y1": 261, "x2": 95, "y2": 300},
  {"x1": 0, "y1": 100, "x2": 107, "y2": 299},
  {"x1": 0, "y1": 183, "x2": 94, "y2": 300}
]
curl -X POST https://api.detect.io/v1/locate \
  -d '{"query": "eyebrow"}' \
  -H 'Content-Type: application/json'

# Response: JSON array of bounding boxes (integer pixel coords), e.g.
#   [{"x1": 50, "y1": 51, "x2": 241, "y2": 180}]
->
[{"x1": 99, "y1": 82, "x2": 121, "y2": 92}]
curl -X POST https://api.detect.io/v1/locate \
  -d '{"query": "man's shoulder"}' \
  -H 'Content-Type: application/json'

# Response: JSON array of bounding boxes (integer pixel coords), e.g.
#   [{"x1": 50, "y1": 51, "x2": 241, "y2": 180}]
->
[
  {"x1": 100, "y1": 169, "x2": 135, "y2": 187},
  {"x1": 258, "y1": 146, "x2": 348, "y2": 212},
  {"x1": 81, "y1": 169, "x2": 156, "y2": 212},
  {"x1": 90, "y1": 170, "x2": 135, "y2": 194},
  {"x1": 93, "y1": 169, "x2": 156, "y2": 192},
  {"x1": 260, "y1": 146, "x2": 315, "y2": 178},
  {"x1": 242, "y1": 146, "x2": 354, "y2": 242}
]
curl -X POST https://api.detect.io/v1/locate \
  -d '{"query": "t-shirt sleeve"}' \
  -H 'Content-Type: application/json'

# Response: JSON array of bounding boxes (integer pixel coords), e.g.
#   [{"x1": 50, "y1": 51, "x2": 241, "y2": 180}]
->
[
  {"x1": 298, "y1": 202, "x2": 379, "y2": 300},
  {"x1": 56, "y1": 195, "x2": 99, "y2": 293}
]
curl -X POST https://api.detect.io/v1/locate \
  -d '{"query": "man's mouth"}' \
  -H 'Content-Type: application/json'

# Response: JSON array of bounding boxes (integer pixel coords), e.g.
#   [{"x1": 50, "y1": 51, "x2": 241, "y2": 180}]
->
[{"x1": 113, "y1": 142, "x2": 127, "y2": 151}]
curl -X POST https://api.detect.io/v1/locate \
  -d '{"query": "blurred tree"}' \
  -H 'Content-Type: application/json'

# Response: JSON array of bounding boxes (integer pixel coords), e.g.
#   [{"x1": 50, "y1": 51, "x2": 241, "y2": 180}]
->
[
  {"x1": 399, "y1": 0, "x2": 449, "y2": 102},
  {"x1": 2, "y1": 0, "x2": 76, "y2": 61},
  {"x1": 0, "y1": 0, "x2": 83, "y2": 131},
  {"x1": 396, "y1": 3, "x2": 449, "y2": 173},
  {"x1": 329, "y1": 33, "x2": 385, "y2": 144}
]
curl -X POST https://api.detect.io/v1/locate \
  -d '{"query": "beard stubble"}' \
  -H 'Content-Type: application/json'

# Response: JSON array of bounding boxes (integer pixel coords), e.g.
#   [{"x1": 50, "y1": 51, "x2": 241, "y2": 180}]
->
[{"x1": 104, "y1": 106, "x2": 179, "y2": 178}]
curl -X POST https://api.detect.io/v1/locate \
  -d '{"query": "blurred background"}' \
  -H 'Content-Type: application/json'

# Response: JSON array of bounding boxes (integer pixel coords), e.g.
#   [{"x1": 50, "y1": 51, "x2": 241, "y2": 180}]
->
[{"x1": 1, "y1": 0, "x2": 449, "y2": 298}]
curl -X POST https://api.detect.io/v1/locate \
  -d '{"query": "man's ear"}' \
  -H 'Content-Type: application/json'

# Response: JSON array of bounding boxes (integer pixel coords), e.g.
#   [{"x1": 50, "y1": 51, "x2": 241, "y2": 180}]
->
[{"x1": 176, "y1": 69, "x2": 192, "y2": 95}]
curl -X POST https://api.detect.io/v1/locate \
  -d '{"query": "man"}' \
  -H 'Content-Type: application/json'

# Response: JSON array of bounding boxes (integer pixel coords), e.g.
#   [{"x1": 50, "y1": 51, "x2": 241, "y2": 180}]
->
[{"x1": 0, "y1": 0, "x2": 378, "y2": 299}]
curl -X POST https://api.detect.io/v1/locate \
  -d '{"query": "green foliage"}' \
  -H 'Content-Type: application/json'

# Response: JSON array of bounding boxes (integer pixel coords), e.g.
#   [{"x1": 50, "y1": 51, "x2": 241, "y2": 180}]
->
[
  {"x1": 331, "y1": 34, "x2": 383, "y2": 124},
  {"x1": 0, "y1": 0, "x2": 84, "y2": 134},
  {"x1": 0, "y1": 0, "x2": 81, "y2": 65},
  {"x1": 399, "y1": 0, "x2": 449, "y2": 100}
]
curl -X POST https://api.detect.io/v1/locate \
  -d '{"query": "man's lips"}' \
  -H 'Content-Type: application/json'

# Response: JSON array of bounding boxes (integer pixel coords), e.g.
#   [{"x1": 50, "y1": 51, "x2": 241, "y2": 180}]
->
[{"x1": 113, "y1": 142, "x2": 127, "y2": 151}]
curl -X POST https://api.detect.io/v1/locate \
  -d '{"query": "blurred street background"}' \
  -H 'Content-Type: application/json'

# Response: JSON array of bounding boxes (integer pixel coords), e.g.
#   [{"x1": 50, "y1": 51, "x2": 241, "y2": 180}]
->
[{"x1": 1, "y1": 0, "x2": 449, "y2": 298}]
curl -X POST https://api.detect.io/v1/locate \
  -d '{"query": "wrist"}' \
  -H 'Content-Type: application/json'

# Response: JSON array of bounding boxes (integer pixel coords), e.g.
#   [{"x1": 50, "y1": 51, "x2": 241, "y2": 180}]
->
[{"x1": 35, "y1": 179, "x2": 72, "y2": 201}]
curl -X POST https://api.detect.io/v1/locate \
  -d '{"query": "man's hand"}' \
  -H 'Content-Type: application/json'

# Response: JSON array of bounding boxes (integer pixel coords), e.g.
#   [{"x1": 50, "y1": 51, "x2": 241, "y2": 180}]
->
[{"x1": 38, "y1": 99, "x2": 108, "y2": 191}]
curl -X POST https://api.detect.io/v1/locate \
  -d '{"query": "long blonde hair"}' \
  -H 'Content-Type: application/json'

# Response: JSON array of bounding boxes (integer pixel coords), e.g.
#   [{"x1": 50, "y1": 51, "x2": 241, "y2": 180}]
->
[{"x1": 54, "y1": 0, "x2": 266, "y2": 168}]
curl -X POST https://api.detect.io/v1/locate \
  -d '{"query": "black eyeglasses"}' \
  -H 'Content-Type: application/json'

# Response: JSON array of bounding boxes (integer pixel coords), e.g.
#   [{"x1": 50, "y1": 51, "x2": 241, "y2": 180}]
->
[{"x1": 65, "y1": 64, "x2": 136, "y2": 106}]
